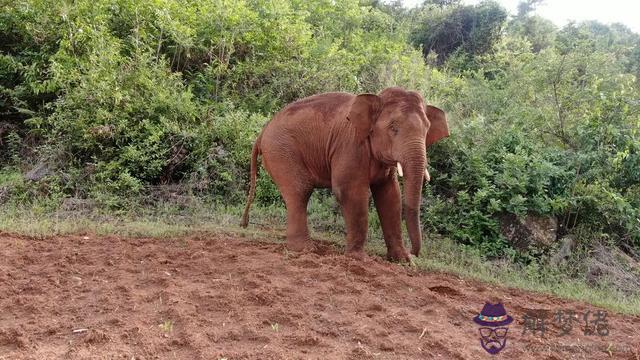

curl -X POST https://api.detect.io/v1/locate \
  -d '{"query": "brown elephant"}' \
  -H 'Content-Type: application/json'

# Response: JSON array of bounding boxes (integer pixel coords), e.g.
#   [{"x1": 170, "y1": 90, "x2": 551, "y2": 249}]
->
[{"x1": 241, "y1": 87, "x2": 449, "y2": 261}]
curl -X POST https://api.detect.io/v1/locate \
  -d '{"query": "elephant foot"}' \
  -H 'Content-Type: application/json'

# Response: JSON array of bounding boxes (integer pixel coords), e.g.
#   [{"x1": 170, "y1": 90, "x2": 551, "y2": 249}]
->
[
  {"x1": 286, "y1": 237, "x2": 315, "y2": 252},
  {"x1": 345, "y1": 249, "x2": 369, "y2": 261},
  {"x1": 386, "y1": 246, "x2": 411, "y2": 262}
]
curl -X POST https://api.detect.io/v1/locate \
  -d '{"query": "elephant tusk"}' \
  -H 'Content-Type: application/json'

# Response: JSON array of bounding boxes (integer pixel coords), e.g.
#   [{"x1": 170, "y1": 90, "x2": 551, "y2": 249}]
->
[{"x1": 397, "y1": 163, "x2": 430, "y2": 182}]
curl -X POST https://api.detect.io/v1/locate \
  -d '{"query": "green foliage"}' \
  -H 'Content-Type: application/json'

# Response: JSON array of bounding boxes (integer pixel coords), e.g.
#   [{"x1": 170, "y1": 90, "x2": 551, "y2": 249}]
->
[
  {"x1": 425, "y1": 120, "x2": 571, "y2": 256},
  {"x1": 1, "y1": 0, "x2": 639, "y2": 256},
  {"x1": 1, "y1": 0, "x2": 418, "y2": 206},
  {"x1": 422, "y1": 24, "x2": 640, "y2": 252},
  {"x1": 508, "y1": 15, "x2": 556, "y2": 52},
  {"x1": 411, "y1": 0, "x2": 508, "y2": 65}
]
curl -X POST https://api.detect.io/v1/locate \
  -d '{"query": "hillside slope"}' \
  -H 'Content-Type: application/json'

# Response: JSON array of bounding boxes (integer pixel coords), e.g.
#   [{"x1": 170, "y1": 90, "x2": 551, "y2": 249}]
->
[{"x1": 1, "y1": 233, "x2": 638, "y2": 359}]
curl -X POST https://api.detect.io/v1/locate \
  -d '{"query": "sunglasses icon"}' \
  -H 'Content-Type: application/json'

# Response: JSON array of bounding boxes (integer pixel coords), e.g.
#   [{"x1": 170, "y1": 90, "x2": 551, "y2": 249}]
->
[{"x1": 479, "y1": 327, "x2": 509, "y2": 338}]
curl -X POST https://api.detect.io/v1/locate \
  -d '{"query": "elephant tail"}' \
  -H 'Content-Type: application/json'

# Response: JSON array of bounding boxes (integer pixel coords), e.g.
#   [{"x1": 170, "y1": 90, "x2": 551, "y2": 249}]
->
[{"x1": 240, "y1": 133, "x2": 262, "y2": 228}]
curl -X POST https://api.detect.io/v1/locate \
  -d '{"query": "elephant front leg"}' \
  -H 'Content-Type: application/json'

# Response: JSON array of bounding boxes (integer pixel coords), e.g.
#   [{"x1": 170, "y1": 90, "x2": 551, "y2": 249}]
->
[
  {"x1": 334, "y1": 185, "x2": 370, "y2": 259},
  {"x1": 371, "y1": 177, "x2": 411, "y2": 262}
]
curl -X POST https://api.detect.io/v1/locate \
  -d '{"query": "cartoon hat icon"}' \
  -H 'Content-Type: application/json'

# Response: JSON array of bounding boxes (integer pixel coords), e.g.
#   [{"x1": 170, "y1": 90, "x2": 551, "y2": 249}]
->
[{"x1": 473, "y1": 303, "x2": 513, "y2": 327}]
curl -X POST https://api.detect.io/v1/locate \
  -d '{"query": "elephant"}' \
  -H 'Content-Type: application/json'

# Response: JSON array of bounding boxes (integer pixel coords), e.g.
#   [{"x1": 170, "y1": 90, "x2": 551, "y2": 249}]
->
[{"x1": 240, "y1": 87, "x2": 449, "y2": 261}]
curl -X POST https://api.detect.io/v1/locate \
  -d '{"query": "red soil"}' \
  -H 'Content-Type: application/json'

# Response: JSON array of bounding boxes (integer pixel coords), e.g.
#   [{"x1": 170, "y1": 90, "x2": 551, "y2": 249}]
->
[{"x1": 0, "y1": 233, "x2": 638, "y2": 359}]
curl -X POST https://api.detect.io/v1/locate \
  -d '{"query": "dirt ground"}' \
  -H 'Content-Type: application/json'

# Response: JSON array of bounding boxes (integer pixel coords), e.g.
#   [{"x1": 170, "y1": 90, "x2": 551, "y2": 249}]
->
[{"x1": 0, "y1": 232, "x2": 638, "y2": 359}]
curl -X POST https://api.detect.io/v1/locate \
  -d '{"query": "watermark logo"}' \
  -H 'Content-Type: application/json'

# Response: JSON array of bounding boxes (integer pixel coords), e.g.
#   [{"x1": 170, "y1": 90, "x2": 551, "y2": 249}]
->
[
  {"x1": 522, "y1": 309, "x2": 610, "y2": 337},
  {"x1": 473, "y1": 302, "x2": 513, "y2": 355},
  {"x1": 471, "y1": 302, "x2": 621, "y2": 356}
]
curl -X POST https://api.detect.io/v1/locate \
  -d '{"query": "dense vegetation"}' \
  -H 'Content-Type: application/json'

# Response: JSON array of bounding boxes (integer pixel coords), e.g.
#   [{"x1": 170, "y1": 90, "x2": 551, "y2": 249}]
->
[{"x1": 1, "y1": 0, "x2": 639, "y2": 268}]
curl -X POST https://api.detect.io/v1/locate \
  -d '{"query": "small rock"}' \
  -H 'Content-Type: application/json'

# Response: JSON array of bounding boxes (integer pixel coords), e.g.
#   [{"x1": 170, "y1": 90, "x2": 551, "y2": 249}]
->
[
  {"x1": 24, "y1": 162, "x2": 52, "y2": 181},
  {"x1": 499, "y1": 213, "x2": 557, "y2": 251},
  {"x1": 550, "y1": 235, "x2": 575, "y2": 266},
  {"x1": 0, "y1": 186, "x2": 9, "y2": 204},
  {"x1": 379, "y1": 342, "x2": 395, "y2": 351},
  {"x1": 586, "y1": 245, "x2": 640, "y2": 294}
]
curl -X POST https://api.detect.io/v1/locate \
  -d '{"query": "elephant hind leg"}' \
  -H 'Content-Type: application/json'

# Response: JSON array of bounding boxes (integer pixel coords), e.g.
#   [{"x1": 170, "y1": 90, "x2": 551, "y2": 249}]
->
[
  {"x1": 282, "y1": 187, "x2": 314, "y2": 252},
  {"x1": 262, "y1": 154, "x2": 314, "y2": 252}
]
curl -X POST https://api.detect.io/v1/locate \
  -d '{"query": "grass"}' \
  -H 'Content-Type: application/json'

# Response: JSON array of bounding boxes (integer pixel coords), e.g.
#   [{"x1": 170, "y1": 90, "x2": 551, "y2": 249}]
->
[
  {"x1": 1, "y1": 202, "x2": 639, "y2": 315},
  {"x1": 159, "y1": 320, "x2": 174, "y2": 333},
  {"x1": 411, "y1": 237, "x2": 640, "y2": 315}
]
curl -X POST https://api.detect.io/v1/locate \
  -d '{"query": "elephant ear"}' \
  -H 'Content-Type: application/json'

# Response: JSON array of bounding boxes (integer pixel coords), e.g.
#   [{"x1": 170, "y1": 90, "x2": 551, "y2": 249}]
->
[
  {"x1": 425, "y1": 105, "x2": 449, "y2": 147},
  {"x1": 347, "y1": 94, "x2": 383, "y2": 141}
]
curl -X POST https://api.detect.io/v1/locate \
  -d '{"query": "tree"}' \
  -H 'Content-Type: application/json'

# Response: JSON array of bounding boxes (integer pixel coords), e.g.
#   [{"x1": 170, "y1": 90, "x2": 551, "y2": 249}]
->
[
  {"x1": 411, "y1": 0, "x2": 508, "y2": 65},
  {"x1": 516, "y1": 0, "x2": 544, "y2": 17}
]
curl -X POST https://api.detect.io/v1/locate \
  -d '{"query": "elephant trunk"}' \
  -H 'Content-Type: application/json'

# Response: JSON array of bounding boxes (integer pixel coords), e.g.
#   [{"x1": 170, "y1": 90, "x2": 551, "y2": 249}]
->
[{"x1": 400, "y1": 143, "x2": 426, "y2": 256}]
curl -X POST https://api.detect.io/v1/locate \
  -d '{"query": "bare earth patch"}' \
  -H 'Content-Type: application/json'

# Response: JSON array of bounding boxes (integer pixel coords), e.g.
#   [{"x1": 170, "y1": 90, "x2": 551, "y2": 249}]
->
[{"x1": 0, "y1": 233, "x2": 638, "y2": 359}]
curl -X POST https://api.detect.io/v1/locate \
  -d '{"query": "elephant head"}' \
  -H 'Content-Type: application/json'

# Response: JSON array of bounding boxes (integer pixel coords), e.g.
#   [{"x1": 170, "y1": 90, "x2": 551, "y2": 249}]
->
[{"x1": 347, "y1": 87, "x2": 449, "y2": 256}]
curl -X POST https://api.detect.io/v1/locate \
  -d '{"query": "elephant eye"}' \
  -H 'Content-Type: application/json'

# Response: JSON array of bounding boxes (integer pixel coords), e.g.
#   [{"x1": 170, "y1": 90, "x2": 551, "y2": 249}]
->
[{"x1": 389, "y1": 125, "x2": 399, "y2": 135}]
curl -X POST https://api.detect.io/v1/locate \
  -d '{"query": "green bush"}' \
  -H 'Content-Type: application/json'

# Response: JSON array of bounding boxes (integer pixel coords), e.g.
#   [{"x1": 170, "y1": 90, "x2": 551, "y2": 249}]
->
[
  {"x1": 0, "y1": 0, "x2": 639, "y2": 255},
  {"x1": 425, "y1": 119, "x2": 571, "y2": 256}
]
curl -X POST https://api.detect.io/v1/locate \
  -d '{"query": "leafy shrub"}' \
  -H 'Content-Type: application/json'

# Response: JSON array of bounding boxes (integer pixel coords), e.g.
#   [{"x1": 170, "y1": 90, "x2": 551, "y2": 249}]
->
[
  {"x1": 425, "y1": 119, "x2": 570, "y2": 256},
  {"x1": 0, "y1": 0, "x2": 638, "y2": 256},
  {"x1": 411, "y1": 1, "x2": 508, "y2": 65}
]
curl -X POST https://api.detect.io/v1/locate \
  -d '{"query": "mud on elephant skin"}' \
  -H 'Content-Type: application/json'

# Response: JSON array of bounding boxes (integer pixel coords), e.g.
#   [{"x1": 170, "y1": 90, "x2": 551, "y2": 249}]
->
[{"x1": 241, "y1": 87, "x2": 449, "y2": 262}]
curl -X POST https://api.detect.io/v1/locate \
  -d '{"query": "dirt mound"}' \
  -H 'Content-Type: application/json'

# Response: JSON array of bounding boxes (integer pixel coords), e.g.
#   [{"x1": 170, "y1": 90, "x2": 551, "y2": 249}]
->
[{"x1": 0, "y1": 233, "x2": 638, "y2": 359}]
